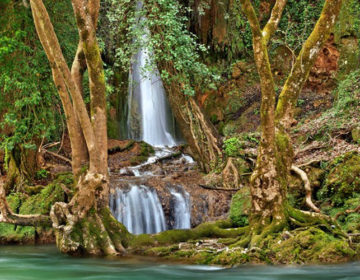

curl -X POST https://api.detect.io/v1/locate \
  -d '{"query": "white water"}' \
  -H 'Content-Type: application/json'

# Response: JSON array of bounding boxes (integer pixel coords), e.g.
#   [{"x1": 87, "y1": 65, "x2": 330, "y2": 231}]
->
[
  {"x1": 110, "y1": 185, "x2": 167, "y2": 234},
  {"x1": 170, "y1": 187, "x2": 191, "y2": 229},
  {"x1": 116, "y1": 6, "x2": 191, "y2": 234},
  {"x1": 127, "y1": 25, "x2": 178, "y2": 147}
]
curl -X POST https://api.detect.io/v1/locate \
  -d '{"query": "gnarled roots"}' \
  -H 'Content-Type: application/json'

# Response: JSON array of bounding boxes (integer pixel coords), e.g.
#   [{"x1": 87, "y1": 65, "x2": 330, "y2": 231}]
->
[
  {"x1": 231, "y1": 204, "x2": 347, "y2": 249},
  {"x1": 50, "y1": 172, "x2": 130, "y2": 256}
]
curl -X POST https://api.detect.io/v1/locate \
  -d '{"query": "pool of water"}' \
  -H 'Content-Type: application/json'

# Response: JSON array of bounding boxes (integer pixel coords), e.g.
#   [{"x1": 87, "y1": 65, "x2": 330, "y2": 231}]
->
[{"x1": 0, "y1": 245, "x2": 359, "y2": 280}]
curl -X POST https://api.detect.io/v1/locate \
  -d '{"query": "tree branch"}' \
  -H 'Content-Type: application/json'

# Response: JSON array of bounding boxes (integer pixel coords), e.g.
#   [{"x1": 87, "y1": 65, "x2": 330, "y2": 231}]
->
[
  {"x1": 275, "y1": 0, "x2": 343, "y2": 129},
  {"x1": 29, "y1": 0, "x2": 98, "y2": 165},
  {"x1": 239, "y1": 0, "x2": 262, "y2": 39},
  {"x1": 262, "y1": 0, "x2": 287, "y2": 45}
]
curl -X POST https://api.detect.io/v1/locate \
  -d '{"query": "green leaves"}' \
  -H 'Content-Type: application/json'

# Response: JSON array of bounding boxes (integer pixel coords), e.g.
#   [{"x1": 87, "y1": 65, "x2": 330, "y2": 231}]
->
[{"x1": 0, "y1": 0, "x2": 77, "y2": 153}]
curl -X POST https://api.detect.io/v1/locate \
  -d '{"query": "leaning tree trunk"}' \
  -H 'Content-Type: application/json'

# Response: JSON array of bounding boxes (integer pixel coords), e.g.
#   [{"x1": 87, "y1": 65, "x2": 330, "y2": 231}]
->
[
  {"x1": 27, "y1": 0, "x2": 129, "y2": 255},
  {"x1": 160, "y1": 76, "x2": 223, "y2": 173}
]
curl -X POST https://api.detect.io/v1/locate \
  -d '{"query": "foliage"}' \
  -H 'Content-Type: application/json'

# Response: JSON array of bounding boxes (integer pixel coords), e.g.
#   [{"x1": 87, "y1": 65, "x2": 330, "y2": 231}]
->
[
  {"x1": 274, "y1": 0, "x2": 325, "y2": 53},
  {"x1": 333, "y1": 69, "x2": 360, "y2": 115},
  {"x1": 0, "y1": 1, "x2": 78, "y2": 155},
  {"x1": 35, "y1": 169, "x2": 49, "y2": 180},
  {"x1": 223, "y1": 137, "x2": 243, "y2": 157},
  {"x1": 105, "y1": 0, "x2": 219, "y2": 96}
]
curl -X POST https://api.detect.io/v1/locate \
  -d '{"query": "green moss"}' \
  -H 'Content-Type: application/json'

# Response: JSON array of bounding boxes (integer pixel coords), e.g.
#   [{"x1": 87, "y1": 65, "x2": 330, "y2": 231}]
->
[
  {"x1": 139, "y1": 142, "x2": 155, "y2": 156},
  {"x1": 54, "y1": 172, "x2": 74, "y2": 187},
  {"x1": 268, "y1": 227, "x2": 357, "y2": 264},
  {"x1": 229, "y1": 188, "x2": 250, "y2": 227},
  {"x1": 0, "y1": 182, "x2": 66, "y2": 244},
  {"x1": 317, "y1": 152, "x2": 360, "y2": 206},
  {"x1": 145, "y1": 245, "x2": 179, "y2": 257},
  {"x1": 20, "y1": 184, "x2": 65, "y2": 215}
]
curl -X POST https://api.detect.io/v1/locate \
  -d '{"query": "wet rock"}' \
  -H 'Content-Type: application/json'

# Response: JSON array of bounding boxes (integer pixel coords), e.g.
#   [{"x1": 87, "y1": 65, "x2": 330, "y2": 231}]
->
[{"x1": 119, "y1": 168, "x2": 135, "y2": 177}]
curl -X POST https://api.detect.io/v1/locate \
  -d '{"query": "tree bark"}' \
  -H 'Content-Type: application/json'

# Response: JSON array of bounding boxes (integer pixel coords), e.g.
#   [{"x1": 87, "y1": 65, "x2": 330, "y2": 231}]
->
[
  {"x1": 238, "y1": 0, "x2": 343, "y2": 246},
  {"x1": 23, "y1": 0, "x2": 126, "y2": 255},
  {"x1": 240, "y1": 0, "x2": 287, "y2": 228}
]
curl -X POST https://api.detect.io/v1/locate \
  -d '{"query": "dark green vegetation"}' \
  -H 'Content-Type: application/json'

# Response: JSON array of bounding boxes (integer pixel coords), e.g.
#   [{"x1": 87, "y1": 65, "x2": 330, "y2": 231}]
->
[{"x1": 0, "y1": 0, "x2": 360, "y2": 266}]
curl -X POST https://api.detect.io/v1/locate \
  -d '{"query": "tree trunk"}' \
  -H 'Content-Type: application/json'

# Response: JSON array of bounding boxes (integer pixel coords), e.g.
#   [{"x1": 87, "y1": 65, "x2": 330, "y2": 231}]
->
[
  {"x1": 25, "y1": 0, "x2": 127, "y2": 255},
  {"x1": 237, "y1": 0, "x2": 343, "y2": 247}
]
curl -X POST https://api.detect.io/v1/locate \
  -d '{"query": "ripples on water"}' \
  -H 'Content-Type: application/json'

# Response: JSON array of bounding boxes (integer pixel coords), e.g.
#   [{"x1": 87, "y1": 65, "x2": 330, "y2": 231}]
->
[{"x1": 0, "y1": 245, "x2": 359, "y2": 280}]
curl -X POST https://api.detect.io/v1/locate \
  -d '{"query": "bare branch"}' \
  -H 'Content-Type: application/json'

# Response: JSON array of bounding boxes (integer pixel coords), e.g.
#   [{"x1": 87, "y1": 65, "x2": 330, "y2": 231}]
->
[
  {"x1": 43, "y1": 149, "x2": 72, "y2": 164},
  {"x1": 262, "y1": 0, "x2": 287, "y2": 45}
]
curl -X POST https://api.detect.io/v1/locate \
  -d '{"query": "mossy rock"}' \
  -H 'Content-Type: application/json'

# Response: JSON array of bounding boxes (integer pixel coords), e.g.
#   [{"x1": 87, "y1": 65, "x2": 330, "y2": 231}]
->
[
  {"x1": 317, "y1": 152, "x2": 360, "y2": 206},
  {"x1": 229, "y1": 187, "x2": 250, "y2": 227},
  {"x1": 0, "y1": 183, "x2": 66, "y2": 244},
  {"x1": 0, "y1": 193, "x2": 33, "y2": 244},
  {"x1": 268, "y1": 227, "x2": 357, "y2": 264},
  {"x1": 129, "y1": 141, "x2": 155, "y2": 166}
]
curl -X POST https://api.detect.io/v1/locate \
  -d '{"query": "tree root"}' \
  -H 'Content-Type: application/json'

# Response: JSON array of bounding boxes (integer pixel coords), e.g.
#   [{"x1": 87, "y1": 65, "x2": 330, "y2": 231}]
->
[
  {"x1": 286, "y1": 206, "x2": 347, "y2": 238},
  {"x1": 226, "y1": 205, "x2": 348, "y2": 251},
  {"x1": 222, "y1": 157, "x2": 241, "y2": 189},
  {"x1": 50, "y1": 172, "x2": 130, "y2": 256},
  {"x1": 128, "y1": 220, "x2": 248, "y2": 250},
  {"x1": 335, "y1": 205, "x2": 360, "y2": 220},
  {"x1": 291, "y1": 165, "x2": 320, "y2": 213},
  {"x1": 0, "y1": 179, "x2": 51, "y2": 227},
  {"x1": 50, "y1": 202, "x2": 129, "y2": 256}
]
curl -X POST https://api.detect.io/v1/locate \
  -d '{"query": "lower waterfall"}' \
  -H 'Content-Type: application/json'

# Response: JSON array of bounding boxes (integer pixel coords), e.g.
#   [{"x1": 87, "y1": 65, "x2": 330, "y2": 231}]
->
[
  {"x1": 110, "y1": 183, "x2": 192, "y2": 234},
  {"x1": 110, "y1": 185, "x2": 166, "y2": 235}
]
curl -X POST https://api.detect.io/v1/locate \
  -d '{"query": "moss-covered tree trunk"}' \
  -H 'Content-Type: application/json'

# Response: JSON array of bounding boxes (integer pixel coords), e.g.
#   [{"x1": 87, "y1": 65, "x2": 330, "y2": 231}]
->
[
  {"x1": 10, "y1": 0, "x2": 128, "y2": 255},
  {"x1": 239, "y1": 0, "x2": 288, "y2": 236},
  {"x1": 238, "y1": 0, "x2": 343, "y2": 246}
]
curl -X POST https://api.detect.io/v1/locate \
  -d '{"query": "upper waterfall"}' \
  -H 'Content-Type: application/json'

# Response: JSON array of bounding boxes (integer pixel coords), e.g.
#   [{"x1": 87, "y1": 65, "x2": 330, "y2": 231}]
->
[{"x1": 127, "y1": 19, "x2": 179, "y2": 147}]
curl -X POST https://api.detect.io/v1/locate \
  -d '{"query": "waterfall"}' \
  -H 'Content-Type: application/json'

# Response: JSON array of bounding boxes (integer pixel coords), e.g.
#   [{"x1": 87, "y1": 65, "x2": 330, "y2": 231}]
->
[
  {"x1": 127, "y1": 19, "x2": 178, "y2": 147},
  {"x1": 110, "y1": 184, "x2": 192, "y2": 234},
  {"x1": 170, "y1": 187, "x2": 191, "y2": 229},
  {"x1": 110, "y1": 185, "x2": 166, "y2": 234}
]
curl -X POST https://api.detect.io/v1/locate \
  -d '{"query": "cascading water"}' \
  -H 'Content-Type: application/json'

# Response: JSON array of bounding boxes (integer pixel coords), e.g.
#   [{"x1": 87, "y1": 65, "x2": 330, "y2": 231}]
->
[
  {"x1": 127, "y1": 16, "x2": 178, "y2": 147},
  {"x1": 170, "y1": 187, "x2": 191, "y2": 229},
  {"x1": 110, "y1": 185, "x2": 166, "y2": 234},
  {"x1": 111, "y1": 4, "x2": 191, "y2": 235}
]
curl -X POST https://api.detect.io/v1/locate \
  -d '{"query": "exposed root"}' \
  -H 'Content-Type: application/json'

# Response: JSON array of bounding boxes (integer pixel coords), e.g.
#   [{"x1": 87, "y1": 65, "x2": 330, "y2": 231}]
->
[
  {"x1": 335, "y1": 205, "x2": 360, "y2": 220},
  {"x1": 129, "y1": 220, "x2": 248, "y2": 250},
  {"x1": 0, "y1": 179, "x2": 51, "y2": 227},
  {"x1": 291, "y1": 165, "x2": 320, "y2": 213},
  {"x1": 50, "y1": 202, "x2": 129, "y2": 256},
  {"x1": 287, "y1": 206, "x2": 347, "y2": 238},
  {"x1": 50, "y1": 172, "x2": 130, "y2": 256},
  {"x1": 222, "y1": 157, "x2": 241, "y2": 189}
]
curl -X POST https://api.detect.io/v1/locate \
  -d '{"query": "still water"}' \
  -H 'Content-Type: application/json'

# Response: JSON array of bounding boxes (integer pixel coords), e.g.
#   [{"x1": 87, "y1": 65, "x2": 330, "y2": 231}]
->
[{"x1": 0, "y1": 245, "x2": 359, "y2": 280}]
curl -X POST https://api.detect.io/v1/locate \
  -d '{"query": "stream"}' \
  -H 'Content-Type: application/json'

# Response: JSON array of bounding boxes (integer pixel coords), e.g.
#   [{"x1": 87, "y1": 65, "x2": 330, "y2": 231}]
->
[{"x1": 1, "y1": 246, "x2": 360, "y2": 280}]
